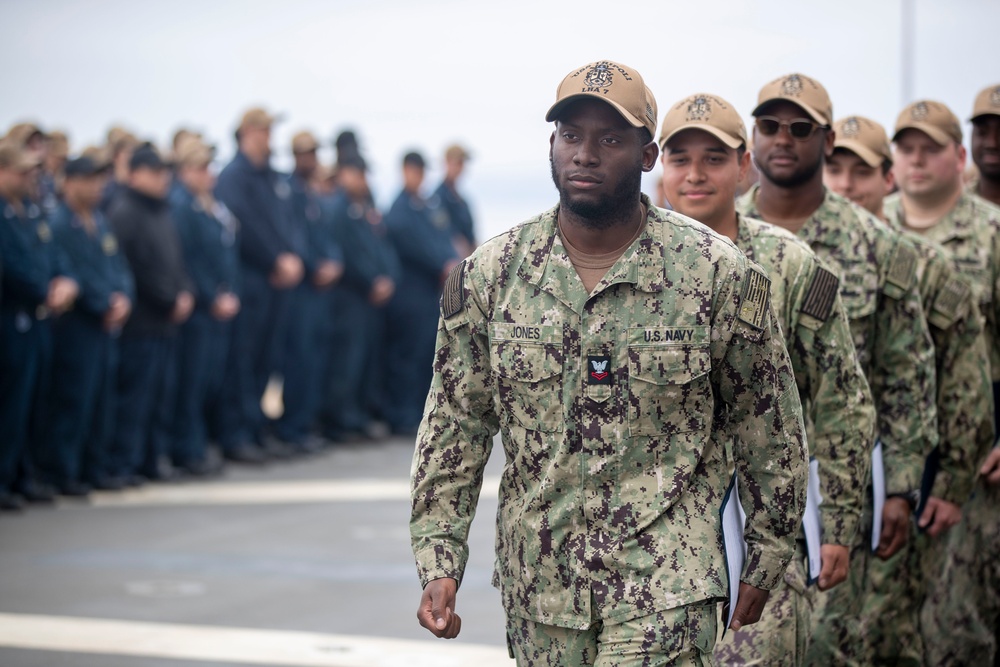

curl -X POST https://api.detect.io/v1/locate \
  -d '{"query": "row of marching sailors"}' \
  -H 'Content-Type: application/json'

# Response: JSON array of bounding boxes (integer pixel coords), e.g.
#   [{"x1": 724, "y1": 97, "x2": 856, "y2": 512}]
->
[{"x1": 0, "y1": 111, "x2": 476, "y2": 511}]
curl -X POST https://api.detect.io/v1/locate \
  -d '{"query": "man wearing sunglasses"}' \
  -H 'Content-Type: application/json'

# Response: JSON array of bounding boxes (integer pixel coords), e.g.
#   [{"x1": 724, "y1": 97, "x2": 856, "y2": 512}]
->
[
  {"x1": 737, "y1": 73, "x2": 937, "y2": 667},
  {"x1": 410, "y1": 60, "x2": 809, "y2": 664},
  {"x1": 883, "y1": 99, "x2": 1000, "y2": 667},
  {"x1": 659, "y1": 93, "x2": 874, "y2": 667}
]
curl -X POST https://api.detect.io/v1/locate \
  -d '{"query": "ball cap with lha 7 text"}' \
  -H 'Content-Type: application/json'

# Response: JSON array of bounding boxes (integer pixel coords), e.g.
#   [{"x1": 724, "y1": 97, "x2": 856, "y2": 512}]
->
[
  {"x1": 545, "y1": 60, "x2": 658, "y2": 138},
  {"x1": 834, "y1": 116, "x2": 892, "y2": 168},
  {"x1": 659, "y1": 93, "x2": 746, "y2": 151},
  {"x1": 971, "y1": 84, "x2": 1000, "y2": 121},
  {"x1": 753, "y1": 73, "x2": 833, "y2": 127},
  {"x1": 893, "y1": 100, "x2": 962, "y2": 146}
]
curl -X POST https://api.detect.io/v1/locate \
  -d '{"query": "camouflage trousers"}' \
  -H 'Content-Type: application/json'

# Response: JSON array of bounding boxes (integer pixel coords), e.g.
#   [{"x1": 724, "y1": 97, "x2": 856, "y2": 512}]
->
[
  {"x1": 861, "y1": 521, "x2": 944, "y2": 666},
  {"x1": 505, "y1": 601, "x2": 717, "y2": 666},
  {"x1": 921, "y1": 480, "x2": 1000, "y2": 666},
  {"x1": 714, "y1": 545, "x2": 814, "y2": 666},
  {"x1": 803, "y1": 501, "x2": 872, "y2": 666}
]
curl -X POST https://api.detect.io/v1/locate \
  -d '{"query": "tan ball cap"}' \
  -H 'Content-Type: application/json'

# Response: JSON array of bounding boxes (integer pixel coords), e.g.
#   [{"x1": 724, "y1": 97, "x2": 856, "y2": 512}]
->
[
  {"x1": 833, "y1": 116, "x2": 892, "y2": 168},
  {"x1": 753, "y1": 73, "x2": 832, "y2": 127},
  {"x1": 239, "y1": 107, "x2": 282, "y2": 132},
  {"x1": 291, "y1": 131, "x2": 319, "y2": 155},
  {"x1": 0, "y1": 141, "x2": 43, "y2": 171},
  {"x1": 971, "y1": 84, "x2": 1000, "y2": 121},
  {"x1": 444, "y1": 144, "x2": 470, "y2": 162},
  {"x1": 893, "y1": 100, "x2": 962, "y2": 146},
  {"x1": 545, "y1": 60, "x2": 658, "y2": 137},
  {"x1": 174, "y1": 138, "x2": 215, "y2": 167},
  {"x1": 659, "y1": 93, "x2": 746, "y2": 150}
]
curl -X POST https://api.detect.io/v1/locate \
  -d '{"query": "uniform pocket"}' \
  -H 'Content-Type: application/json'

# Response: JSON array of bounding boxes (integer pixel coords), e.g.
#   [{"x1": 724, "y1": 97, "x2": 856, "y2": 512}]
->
[
  {"x1": 627, "y1": 343, "x2": 711, "y2": 437},
  {"x1": 492, "y1": 340, "x2": 564, "y2": 432}
]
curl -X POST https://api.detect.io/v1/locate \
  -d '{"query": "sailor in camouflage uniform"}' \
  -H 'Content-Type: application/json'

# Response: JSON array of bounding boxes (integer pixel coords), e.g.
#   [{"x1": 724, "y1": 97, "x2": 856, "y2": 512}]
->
[
  {"x1": 736, "y1": 73, "x2": 938, "y2": 667},
  {"x1": 825, "y1": 112, "x2": 993, "y2": 666},
  {"x1": 410, "y1": 61, "x2": 809, "y2": 666},
  {"x1": 658, "y1": 93, "x2": 874, "y2": 666},
  {"x1": 882, "y1": 98, "x2": 1000, "y2": 666}
]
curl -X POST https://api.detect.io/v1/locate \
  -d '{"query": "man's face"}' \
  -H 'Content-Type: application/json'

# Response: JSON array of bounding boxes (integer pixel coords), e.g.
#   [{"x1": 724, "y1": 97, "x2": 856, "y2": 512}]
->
[
  {"x1": 661, "y1": 129, "x2": 746, "y2": 227},
  {"x1": 0, "y1": 166, "x2": 28, "y2": 198},
  {"x1": 824, "y1": 149, "x2": 893, "y2": 216},
  {"x1": 294, "y1": 150, "x2": 318, "y2": 179},
  {"x1": 445, "y1": 156, "x2": 465, "y2": 182},
  {"x1": 892, "y1": 128, "x2": 965, "y2": 200},
  {"x1": 180, "y1": 163, "x2": 215, "y2": 197},
  {"x1": 549, "y1": 98, "x2": 656, "y2": 227},
  {"x1": 339, "y1": 166, "x2": 367, "y2": 198},
  {"x1": 403, "y1": 163, "x2": 424, "y2": 193},
  {"x1": 129, "y1": 166, "x2": 171, "y2": 199},
  {"x1": 242, "y1": 125, "x2": 272, "y2": 159},
  {"x1": 971, "y1": 115, "x2": 1000, "y2": 180},
  {"x1": 752, "y1": 100, "x2": 832, "y2": 189}
]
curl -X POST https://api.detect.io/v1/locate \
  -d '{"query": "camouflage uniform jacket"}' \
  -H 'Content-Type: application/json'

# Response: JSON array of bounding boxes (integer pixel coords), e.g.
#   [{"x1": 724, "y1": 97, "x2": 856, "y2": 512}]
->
[
  {"x1": 739, "y1": 186, "x2": 937, "y2": 496},
  {"x1": 735, "y1": 214, "x2": 873, "y2": 546},
  {"x1": 882, "y1": 200, "x2": 997, "y2": 503},
  {"x1": 885, "y1": 192, "x2": 1000, "y2": 383},
  {"x1": 410, "y1": 196, "x2": 808, "y2": 628}
]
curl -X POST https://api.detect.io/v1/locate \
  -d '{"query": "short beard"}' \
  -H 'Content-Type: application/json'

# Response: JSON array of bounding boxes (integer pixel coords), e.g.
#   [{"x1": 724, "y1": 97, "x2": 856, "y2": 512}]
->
[
  {"x1": 550, "y1": 157, "x2": 642, "y2": 230},
  {"x1": 758, "y1": 155, "x2": 823, "y2": 189}
]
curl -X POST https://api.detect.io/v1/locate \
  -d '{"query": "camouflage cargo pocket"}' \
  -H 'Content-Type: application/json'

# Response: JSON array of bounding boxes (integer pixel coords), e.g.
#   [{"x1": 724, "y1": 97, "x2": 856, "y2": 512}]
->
[
  {"x1": 627, "y1": 343, "x2": 711, "y2": 438},
  {"x1": 492, "y1": 340, "x2": 564, "y2": 432}
]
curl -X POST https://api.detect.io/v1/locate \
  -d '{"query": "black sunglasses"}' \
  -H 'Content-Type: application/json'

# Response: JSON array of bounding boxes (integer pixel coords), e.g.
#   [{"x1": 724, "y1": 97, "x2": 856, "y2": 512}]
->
[{"x1": 755, "y1": 116, "x2": 827, "y2": 140}]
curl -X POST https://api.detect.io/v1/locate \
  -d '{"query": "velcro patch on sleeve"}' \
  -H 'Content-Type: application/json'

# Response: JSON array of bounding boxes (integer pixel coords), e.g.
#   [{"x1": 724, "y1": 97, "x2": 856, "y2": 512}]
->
[
  {"x1": 738, "y1": 267, "x2": 771, "y2": 331},
  {"x1": 800, "y1": 266, "x2": 840, "y2": 322},
  {"x1": 931, "y1": 276, "x2": 970, "y2": 327},
  {"x1": 441, "y1": 260, "x2": 466, "y2": 319},
  {"x1": 886, "y1": 242, "x2": 917, "y2": 292}
]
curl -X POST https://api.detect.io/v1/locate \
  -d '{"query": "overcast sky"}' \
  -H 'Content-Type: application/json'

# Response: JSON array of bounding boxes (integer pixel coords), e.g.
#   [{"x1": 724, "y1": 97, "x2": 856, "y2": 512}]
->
[{"x1": 2, "y1": 0, "x2": 997, "y2": 239}]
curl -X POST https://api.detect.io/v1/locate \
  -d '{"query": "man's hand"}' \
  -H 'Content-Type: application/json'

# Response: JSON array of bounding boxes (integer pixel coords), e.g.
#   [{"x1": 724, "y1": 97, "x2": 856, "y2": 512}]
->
[
  {"x1": 103, "y1": 292, "x2": 131, "y2": 331},
  {"x1": 981, "y1": 448, "x2": 1000, "y2": 486},
  {"x1": 818, "y1": 544, "x2": 849, "y2": 591},
  {"x1": 46, "y1": 276, "x2": 79, "y2": 314},
  {"x1": 270, "y1": 253, "x2": 304, "y2": 289},
  {"x1": 312, "y1": 260, "x2": 343, "y2": 288},
  {"x1": 416, "y1": 577, "x2": 462, "y2": 639},
  {"x1": 171, "y1": 291, "x2": 194, "y2": 324},
  {"x1": 369, "y1": 276, "x2": 395, "y2": 306},
  {"x1": 729, "y1": 582, "x2": 769, "y2": 631},
  {"x1": 211, "y1": 292, "x2": 240, "y2": 321},
  {"x1": 917, "y1": 497, "x2": 962, "y2": 538},
  {"x1": 875, "y1": 496, "x2": 912, "y2": 560}
]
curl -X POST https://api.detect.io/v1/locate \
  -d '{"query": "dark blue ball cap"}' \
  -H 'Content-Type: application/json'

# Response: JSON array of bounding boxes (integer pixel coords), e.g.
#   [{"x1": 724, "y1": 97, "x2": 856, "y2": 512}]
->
[
  {"x1": 128, "y1": 142, "x2": 169, "y2": 172},
  {"x1": 63, "y1": 156, "x2": 101, "y2": 178},
  {"x1": 403, "y1": 151, "x2": 425, "y2": 168}
]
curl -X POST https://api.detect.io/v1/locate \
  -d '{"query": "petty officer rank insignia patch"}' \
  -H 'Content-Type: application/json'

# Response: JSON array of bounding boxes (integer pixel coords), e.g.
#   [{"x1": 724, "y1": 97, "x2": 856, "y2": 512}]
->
[
  {"x1": 587, "y1": 355, "x2": 612, "y2": 385},
  {"x1": 441, "y1": 260, "x2": 466, "y2": 319},
  {"x1": 738, "y1": 267, "x2": 771, "y2": 331},
  {"x1": 800, "y1": 266, "x2": 839, "y2": 322}
]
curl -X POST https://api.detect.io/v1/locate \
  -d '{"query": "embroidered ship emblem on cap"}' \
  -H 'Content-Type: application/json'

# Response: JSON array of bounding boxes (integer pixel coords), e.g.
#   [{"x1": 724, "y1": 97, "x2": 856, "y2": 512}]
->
[
  {"x1": 687, "y1": 96, "x2": 711, "y2": 121},
  {"x1": 585, "y1": 62, "x2": 613, "y2": 89},
  {"x1": 991, "y1": 86, "x2": 1000, "y2": 108},
  {"x1": 781, "y1": 74, "x2": 803, "y2": 96},
  {"x1": 912, "y1": 102, "x2": 930, "y2": 121},
  {"x1": 842, "y1": 117, "x2": 861, "y2": 137}
]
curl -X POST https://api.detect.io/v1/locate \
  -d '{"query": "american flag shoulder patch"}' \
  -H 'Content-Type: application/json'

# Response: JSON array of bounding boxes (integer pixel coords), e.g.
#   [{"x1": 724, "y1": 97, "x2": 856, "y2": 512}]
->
[
  {"x1": 738, "y1": 267, "x2": 771, "y2": 331},
  {"x1": 800, "y1": 266, "x2": 840, "y2": 322},
  {"x1": 441, "y1": 260, "x2": 466, "y2": 319}
]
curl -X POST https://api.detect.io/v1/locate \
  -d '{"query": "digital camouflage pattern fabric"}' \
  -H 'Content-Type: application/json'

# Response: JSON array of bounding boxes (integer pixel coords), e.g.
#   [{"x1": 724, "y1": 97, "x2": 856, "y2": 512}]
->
[
  {"x1": 861, "y1": 233, "x2": 992, "y2": 666},
  {"x1": 885, "y1": 191, "x2": 1000, "y2": 384},
  {"x1": 715, "y1": 214, "x2": 873, "y2": 666},
  {"x1": 410, "y1": 195, "x2": 808, "y2": 631},
  {"x1": 738, "y1": 186, "x2": 938, "y2": 667}
]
